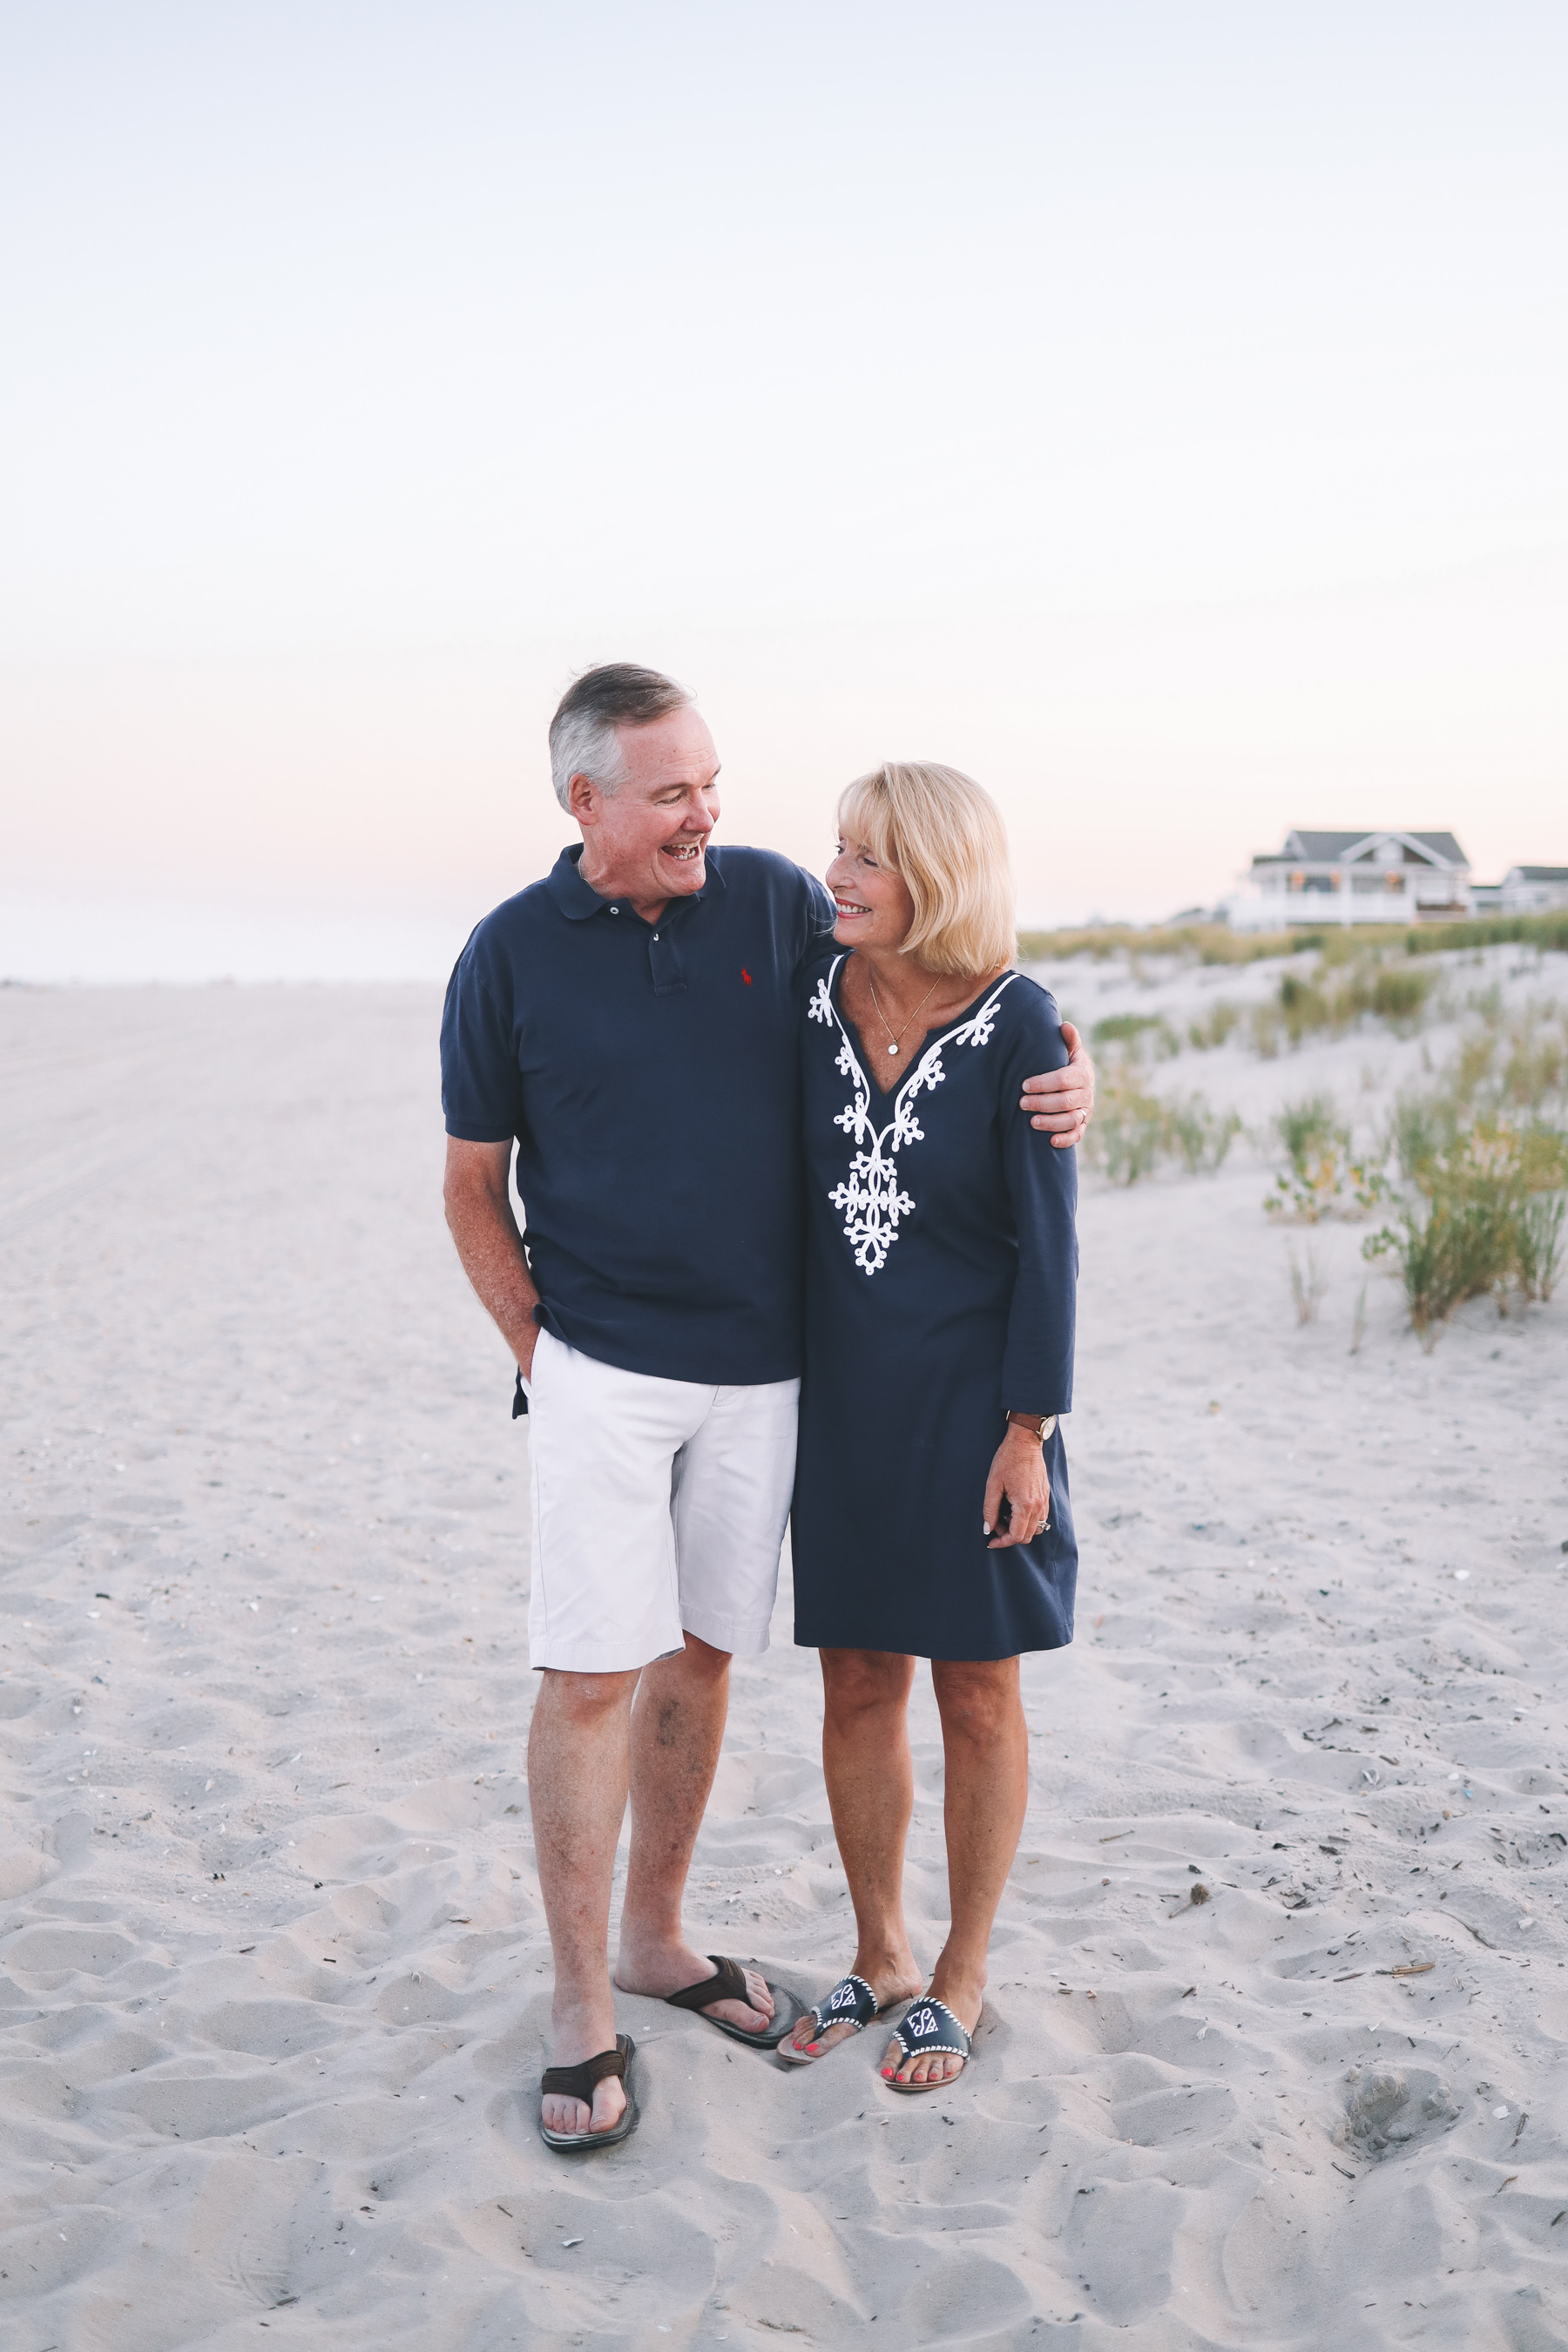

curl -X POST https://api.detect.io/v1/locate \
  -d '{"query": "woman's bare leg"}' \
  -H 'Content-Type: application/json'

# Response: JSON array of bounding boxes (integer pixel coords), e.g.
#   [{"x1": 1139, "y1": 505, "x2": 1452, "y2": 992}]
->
[
  {"x1": 882, "y1": 1656, "x2": 1027, "y2": 2086},
  {"x1": 786, "y1": 1648, "x2": 925, "y2": 2057}
]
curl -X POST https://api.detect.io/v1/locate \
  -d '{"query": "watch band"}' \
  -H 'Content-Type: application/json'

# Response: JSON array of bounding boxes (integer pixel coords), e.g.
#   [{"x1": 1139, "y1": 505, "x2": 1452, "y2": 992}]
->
[{"x1": 1006, "y1": 1411, "x2": 1058, "y2": 1442}]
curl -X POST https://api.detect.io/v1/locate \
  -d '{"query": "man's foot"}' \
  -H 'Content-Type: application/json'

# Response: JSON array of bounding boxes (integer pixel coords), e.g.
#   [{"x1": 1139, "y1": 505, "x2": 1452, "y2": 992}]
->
[
  {"x1": 786, "y1": 1958, "x2": 923, "y2": 2062},
  {"x1": 614, "y1": 1941, "x2": 774, "y2": 2037},
  {"x1": 881, "y1": 1974, "x2": 982, "y2": 2087},
  {"x1": 541, "y1": 2001, "x2": 627, "y2": 2139}
]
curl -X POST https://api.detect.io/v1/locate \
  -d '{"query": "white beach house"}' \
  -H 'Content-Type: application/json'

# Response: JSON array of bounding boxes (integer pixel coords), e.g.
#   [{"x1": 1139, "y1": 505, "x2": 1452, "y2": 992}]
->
[
  {"x1": 1495, "y1": 865, "x2": 1568, "y2": 915},
  {"x1": 1230, "y1": 829, "x2": 1472, "y2": 929}
]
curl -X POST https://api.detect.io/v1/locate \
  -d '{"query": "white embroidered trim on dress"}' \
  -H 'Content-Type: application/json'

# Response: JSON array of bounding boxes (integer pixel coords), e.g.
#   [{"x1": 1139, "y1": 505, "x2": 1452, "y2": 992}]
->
[{"x1": 809, "y1": 956, "x2": 1017, "y2": 1274}]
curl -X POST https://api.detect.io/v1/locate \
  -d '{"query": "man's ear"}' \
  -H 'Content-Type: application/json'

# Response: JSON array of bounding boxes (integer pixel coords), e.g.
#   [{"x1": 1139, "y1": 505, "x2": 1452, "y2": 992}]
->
[{"x1": 568, "y1": 773, "x2": 599, "y2": 826}]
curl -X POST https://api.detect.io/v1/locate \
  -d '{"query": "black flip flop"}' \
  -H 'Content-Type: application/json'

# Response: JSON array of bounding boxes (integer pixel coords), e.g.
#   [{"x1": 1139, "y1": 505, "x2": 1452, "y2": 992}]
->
[
  {"x1": 777, "y1": 1971, "x2": 886, "y2": 2066},
  {"x1": 538, "y1": 2033, "x2": 640, "y2": 2151},
  {"x1": 665, "y1": 1954, "x2": 808, "y2": 2051},
  {"x1": 882, "y1": 1997, "x2": 972, "y2": 2093}
]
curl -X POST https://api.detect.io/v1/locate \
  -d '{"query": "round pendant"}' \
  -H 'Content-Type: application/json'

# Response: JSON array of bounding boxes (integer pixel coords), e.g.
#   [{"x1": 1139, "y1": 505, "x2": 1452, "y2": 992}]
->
[{"x1": 887, "y1": 1043, "x2": 898, "y2": 1056}]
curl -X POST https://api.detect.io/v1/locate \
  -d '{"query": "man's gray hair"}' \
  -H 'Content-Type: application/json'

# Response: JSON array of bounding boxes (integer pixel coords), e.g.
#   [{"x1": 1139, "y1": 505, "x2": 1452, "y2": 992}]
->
[{"x1": 547, "y1": 664, "x2": 693, "y2": 811}]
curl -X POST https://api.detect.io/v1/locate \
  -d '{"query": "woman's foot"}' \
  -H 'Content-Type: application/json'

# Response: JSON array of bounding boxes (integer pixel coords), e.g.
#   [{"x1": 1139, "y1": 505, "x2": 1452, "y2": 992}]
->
[
  {"x1": 785, "y1": 1956, "x2": 923, "y2": 2062},
  {"x1": 881, "y1": 1967, "x2": 983, "y2": 2087}
]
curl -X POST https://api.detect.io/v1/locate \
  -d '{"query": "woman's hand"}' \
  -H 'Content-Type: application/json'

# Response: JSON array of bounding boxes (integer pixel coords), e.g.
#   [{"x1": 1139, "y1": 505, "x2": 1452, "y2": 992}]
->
[{"x1": 983, "y1": 1426, "x2": 1052, "y2": 1550}]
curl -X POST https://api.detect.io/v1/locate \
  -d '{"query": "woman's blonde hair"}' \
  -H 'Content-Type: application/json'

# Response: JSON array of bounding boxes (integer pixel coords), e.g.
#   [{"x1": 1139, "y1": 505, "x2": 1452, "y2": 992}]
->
[{"x1": 837, "y1": 761, "x2": 1016, "y2": 978}]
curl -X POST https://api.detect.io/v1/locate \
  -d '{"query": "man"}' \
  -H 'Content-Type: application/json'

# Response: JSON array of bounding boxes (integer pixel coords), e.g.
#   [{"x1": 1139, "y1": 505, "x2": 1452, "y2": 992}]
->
[{"x1": 441, "y1": 665, "x2": 1093, "y2": 2147}]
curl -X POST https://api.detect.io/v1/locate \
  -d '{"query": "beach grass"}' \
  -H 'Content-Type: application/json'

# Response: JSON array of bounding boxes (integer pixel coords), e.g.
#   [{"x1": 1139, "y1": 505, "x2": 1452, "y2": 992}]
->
[
  {"x1": 1289, "y1": 1241, "x2": 1328, "y2": 1324},
  {"x1": 1364, "y1": 1116, "x2": 1568, "y2": 1345},
  {"x1": 1085, "y1": 1070, "x2": 1240, "y2": 1184},
  {"x1": 1019, "y1": 909, "x2": 1568, "y2": 965}
]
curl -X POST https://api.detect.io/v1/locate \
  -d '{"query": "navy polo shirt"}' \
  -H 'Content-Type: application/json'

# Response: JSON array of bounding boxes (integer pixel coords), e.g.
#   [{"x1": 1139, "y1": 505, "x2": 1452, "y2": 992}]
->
[{"x1": 441, "y1": 842, "x2": 835, "y2": 1387}]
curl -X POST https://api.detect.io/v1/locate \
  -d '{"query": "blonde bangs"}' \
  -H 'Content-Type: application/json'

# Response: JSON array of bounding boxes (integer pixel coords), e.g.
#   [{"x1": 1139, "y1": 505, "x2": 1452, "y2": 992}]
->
[{"x1": 836, "y1": 762, "x2": 1016, "y2": 978}]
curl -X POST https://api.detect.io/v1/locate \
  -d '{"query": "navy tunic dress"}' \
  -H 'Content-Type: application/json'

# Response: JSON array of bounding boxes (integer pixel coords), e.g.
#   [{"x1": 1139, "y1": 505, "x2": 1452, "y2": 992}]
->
[{"x1": 791, "y1": 956, "x2": 1078, "y2": 1662}]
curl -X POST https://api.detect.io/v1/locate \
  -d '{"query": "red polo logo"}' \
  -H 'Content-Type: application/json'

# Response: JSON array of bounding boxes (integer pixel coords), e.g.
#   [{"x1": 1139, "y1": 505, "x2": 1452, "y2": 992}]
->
[{"x1": 741, "y1": 968, "x2": 753, "y2": 985}]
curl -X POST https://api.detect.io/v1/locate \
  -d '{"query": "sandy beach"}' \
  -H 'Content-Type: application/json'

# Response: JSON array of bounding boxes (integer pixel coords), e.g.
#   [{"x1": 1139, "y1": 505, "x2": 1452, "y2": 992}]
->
[{"x1": 3, "y1": 956, "x2": 1566, "y2": 2350}]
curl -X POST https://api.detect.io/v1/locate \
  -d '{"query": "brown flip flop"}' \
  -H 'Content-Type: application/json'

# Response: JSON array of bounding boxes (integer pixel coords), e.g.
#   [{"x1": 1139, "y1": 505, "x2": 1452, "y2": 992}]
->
[
  {"x1": 538, "y1": 2033, "x2": 639, "y2": 2151},
  {"x1": 665, "y1": 1954, "x2": 808, "y2": 2051}
]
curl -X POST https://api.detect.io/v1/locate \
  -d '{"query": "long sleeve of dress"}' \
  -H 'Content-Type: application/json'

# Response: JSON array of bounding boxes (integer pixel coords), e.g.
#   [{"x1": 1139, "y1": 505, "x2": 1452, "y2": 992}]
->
[{"x1": 997, "y1": 987, "x2": 1078, "y2": 1415}]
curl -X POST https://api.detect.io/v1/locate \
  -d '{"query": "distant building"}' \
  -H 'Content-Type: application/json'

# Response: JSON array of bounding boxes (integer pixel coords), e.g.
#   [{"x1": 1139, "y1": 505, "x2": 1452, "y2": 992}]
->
[
  {"x1": 1228, "y1": 829, "x2": 1471, "y2": 929},
  {"x1": 1497, "y1": 865, "x2": 1568, "y2": 915}
]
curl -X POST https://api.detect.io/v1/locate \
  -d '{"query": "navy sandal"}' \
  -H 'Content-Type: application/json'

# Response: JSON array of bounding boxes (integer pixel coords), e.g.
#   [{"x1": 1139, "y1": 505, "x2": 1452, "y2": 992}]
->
[
  {"x1": 776, "y1": 1971, "x2": 885, "y2": 2066},
  {"x1": 882, "y1": 1997, "x2": 972, "y2": 2092},
  {"x1": 665, "y1": 1954, "x2": 808, "y2": 2051},
  {"x1": 539, "y1": 2034, "x2": 639, "y2": 2151}
]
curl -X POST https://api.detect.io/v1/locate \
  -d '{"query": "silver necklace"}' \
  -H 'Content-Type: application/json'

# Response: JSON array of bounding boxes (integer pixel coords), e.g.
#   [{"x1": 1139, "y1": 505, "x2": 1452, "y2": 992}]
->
[{"x1": 866, "y1": 970, "x2": 942, "y2": 1058}]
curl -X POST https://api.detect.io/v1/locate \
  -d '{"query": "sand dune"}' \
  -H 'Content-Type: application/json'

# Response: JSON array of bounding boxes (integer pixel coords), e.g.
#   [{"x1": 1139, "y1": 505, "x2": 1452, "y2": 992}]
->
[{"x1": 2, "y1": 965, "x2": 1566, "y2": 2349}]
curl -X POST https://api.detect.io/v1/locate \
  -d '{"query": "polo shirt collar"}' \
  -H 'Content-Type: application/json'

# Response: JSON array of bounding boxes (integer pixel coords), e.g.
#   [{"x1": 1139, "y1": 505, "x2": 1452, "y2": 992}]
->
[{"x1": 544, "y1": 842, "x2": 727, "y2": 920}]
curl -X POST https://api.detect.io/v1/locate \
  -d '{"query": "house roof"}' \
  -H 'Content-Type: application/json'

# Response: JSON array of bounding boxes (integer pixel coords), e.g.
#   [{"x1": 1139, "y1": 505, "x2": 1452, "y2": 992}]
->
[
  {"x1": 1404, "y1": 832, "x2": 1470, "y2": 867},
  {"x1": 1249, "y1": 829, "x2": 1470, "y2": 870},
  {"x1": 1283, "y1": 831, "x2": 1374, "y2": 862},
  {"x1": 1506, "y1": 865, "x2": 1568, "y2": 882}
]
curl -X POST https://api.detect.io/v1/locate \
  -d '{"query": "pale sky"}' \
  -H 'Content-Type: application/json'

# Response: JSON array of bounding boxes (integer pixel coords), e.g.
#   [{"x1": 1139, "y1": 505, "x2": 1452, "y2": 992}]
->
[{"x1": 3, "y1": 2, "x2": 1565, "y2": 978}]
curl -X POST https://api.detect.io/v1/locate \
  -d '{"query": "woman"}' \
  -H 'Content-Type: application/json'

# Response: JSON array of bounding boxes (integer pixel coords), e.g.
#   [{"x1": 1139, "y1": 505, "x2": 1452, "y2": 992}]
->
[{"x1": 782, "y1": 762, "x2": 1077, "y2": 2091}]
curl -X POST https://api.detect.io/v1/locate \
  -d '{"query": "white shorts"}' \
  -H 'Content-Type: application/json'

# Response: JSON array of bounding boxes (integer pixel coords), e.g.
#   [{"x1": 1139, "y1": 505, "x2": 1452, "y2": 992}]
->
[{"x1": 522, "y1": 1328, "x2": 799, "y2": 1673}]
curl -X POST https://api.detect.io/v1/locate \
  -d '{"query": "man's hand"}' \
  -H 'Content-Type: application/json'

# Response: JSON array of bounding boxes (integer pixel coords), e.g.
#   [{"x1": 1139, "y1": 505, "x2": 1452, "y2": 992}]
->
[
  {"x1": 1020, "y1": 1020, "x2": 1095, "y2": 1148},
  {"x1": 443, "y1": 1138, "x2": 543, "y2": 1377}
]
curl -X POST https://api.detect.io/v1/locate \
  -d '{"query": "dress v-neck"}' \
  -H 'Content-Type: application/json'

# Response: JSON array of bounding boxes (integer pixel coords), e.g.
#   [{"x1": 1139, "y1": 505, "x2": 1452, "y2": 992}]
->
[{"x1": 832, "y1": 954, "x2": 1012, "y2": 1098}]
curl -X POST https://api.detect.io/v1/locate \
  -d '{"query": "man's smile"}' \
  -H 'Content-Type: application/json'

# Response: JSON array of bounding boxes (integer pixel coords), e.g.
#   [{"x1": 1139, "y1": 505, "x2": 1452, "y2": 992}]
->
[{"x1": 662, "y1": 840, "x2": 706, "y2": 862}]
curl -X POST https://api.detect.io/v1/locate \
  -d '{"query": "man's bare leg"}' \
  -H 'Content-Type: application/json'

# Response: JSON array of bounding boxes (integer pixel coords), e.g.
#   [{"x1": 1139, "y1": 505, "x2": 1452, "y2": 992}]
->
[
  {"x1": 612, "y1": 1633, "x2": 773, "y2": 2032},
  {"x1": 530, "y1": 1664, "x2": 639, "y2": 2136}
]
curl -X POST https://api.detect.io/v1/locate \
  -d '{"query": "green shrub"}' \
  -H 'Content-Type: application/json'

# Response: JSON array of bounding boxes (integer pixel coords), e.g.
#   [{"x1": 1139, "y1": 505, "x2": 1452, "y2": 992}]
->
[
  {"x1": 1363, "y1": 1116, "x2": 1568, "y2": 1343},
  {"x1": 1501, "y1": 1010, "x2": 1568, "y2": 1112},
  {"x1": 1091, "y1": 1011, "x2": 1180, "y2": 1060},
  {"x1": 1265, "y1": 956, "x2": 1439, "y2": 1048},
  {"x1": 1017, "y1": 923, "x2": 1320, "y2": 967},
  {"x1": 1369, "y1": 965, "x2": 1438, "y2": 1029},
  {"x1": 1083, "y1": 1073, "x2": 1239, "y2": 1185},
  {"x1": 1278, "y1": 970, "x2": 1334, "y2": 1044},
  {"x1": 1394, "y1": 1002, "x2": 1566, "y2": 1152},
  {"x1": 1517, "y1": 1193, "x2": 1567, "y2": 1303},
  {"x1": 1315, "y1": 926, "x2": 1413, "y2": 966},
  {"x1": 1404, "y1": 912, "x2": 1568, "y2": 957},
  {"x1": 1167, "y1": 1097, "x2": 1243, "y2": 1173},
  {"x1": 1266, "y1": 1094, "x2": 1390, "y2": 1221},
  {"x1": 1087, "y1": 1074, "x2": 1169, "y2": 1184},
  {"x1": 1387, "y1": 1087, "x2": 1458, "y2": 1182},
  {"x1": 1017, "y1": 909, "x2": 1568, "y2": 971},
  {"x1": 1187, "y1": 1000, "x2": 1243, "y2": 1051},
  {"x1": 1274, "y1": 1095, "x2": 1345, "y2": 1177},
  {"x1": 1450, "y1": 1031, "x2": 1498, "y2": 1106},
  {"x1": 1250, "y1": 1001, "x2": 1283, "y2": 1058}
]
